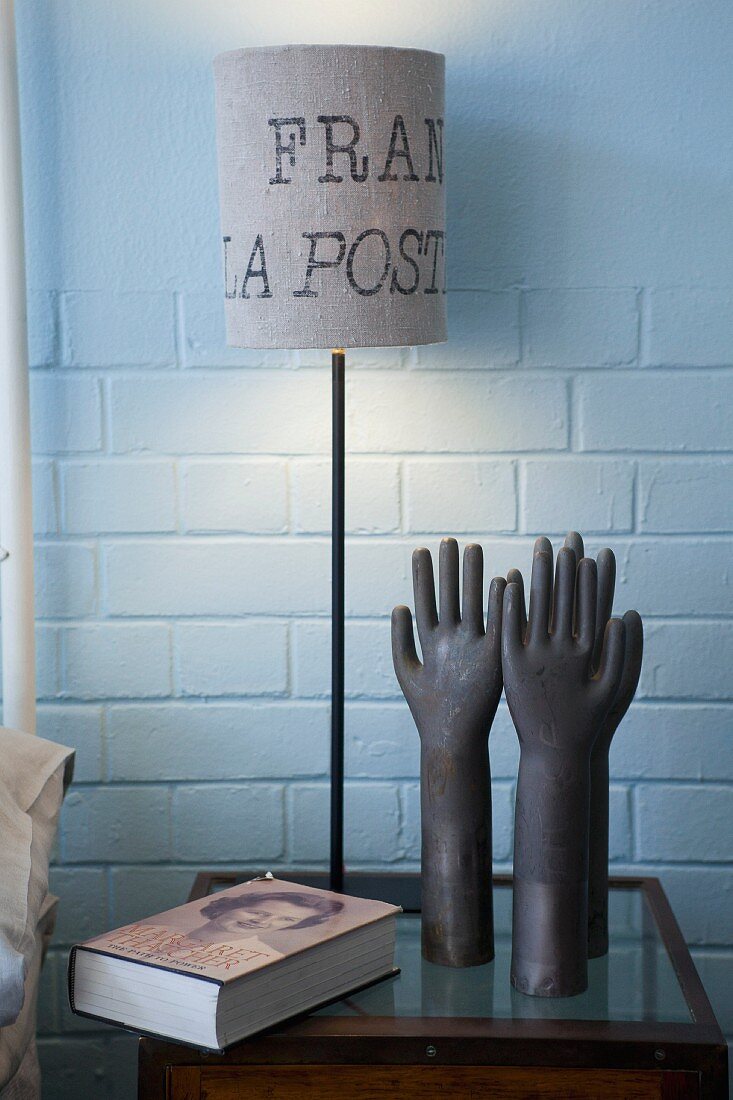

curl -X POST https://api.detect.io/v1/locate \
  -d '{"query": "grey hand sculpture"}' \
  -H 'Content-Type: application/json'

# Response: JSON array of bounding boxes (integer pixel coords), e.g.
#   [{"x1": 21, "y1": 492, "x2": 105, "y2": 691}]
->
[
  {"x1": 563, "y1": 532, "x2": 644, "y2": 957},
  {"x1": 503, "y1": 538, "x2": 626, "y2": 996},
  {"x1": 392, "y1": 537, "x2": 505, "y2": 967}
]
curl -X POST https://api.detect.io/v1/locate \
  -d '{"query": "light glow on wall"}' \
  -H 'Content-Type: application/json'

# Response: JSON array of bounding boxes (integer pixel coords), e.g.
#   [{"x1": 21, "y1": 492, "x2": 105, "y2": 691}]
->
[{"x1": 124, "y1": 0, "x2": 492, "y2": 53}]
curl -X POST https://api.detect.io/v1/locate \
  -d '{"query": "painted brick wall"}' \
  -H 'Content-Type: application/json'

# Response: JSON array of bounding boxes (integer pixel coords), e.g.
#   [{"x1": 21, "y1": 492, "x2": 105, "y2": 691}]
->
[{"x1": 10, "y1": 0, "x2": 733, "y2": 1094}]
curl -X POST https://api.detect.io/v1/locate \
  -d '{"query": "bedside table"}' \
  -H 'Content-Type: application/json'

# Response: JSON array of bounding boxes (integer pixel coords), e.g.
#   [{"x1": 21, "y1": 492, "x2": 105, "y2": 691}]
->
[{"x1": 138, "y1": 873, "x2": 728, "y2": 1099}]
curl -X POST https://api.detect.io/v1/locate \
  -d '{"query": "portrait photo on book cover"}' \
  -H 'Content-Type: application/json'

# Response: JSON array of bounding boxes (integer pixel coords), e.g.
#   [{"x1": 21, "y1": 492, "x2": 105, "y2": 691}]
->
[{"x1": 186, "y1": 889, "x2": 346, "y2": 949}]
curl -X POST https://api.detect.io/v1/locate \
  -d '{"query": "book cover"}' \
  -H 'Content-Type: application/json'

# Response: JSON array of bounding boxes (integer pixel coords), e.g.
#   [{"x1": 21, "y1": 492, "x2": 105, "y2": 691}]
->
[{"x1": 73, "y1": 876, "x2": 400, "y2": 985}]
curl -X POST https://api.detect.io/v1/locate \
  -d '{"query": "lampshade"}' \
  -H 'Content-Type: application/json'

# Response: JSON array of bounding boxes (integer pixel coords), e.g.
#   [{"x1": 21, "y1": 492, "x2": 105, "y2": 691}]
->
[{"x1": 213, "y1": 44, "x2": 446, "y2": 349}]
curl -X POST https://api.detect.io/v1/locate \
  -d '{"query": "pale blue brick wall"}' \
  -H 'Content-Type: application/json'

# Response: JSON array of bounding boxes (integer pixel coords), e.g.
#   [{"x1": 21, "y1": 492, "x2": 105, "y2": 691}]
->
[{"x1": 8, "y1": 0, "x2": 733, "y2": 1094}]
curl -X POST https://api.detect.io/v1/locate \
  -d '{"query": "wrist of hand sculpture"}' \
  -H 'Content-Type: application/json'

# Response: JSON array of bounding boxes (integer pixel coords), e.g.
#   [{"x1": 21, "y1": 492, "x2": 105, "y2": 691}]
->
[
  {"x1": 392, "y1": 537, "x2": 505, "y2": 967},
  {"x1": 503, "y1": 538, "x2": 626, "y2": 995}
]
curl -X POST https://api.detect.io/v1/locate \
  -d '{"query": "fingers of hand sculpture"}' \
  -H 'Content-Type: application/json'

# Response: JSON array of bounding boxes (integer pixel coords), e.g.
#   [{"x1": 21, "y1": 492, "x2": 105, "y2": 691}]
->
[
  {"x1": 412, "y1": 547, "x2": 438, "y2": 651},
  {"x1": 462, "y1": 542, "x2": 485, "y2": 636},
  {"x1": 593, "y1": 617, "x2": 627, "y2": 710},
  {"x1": 527, "y1": 545, "x2": 553, "y2": 646},
  {"x1": 391, "y1": 605, "x2": 422, "y2": 696},
  {"x1": 593, "y1": 548, "x2": 617, "y2": 673},
  {"x1": 485, "y1": 576, "x2": 506, "y2": 657},
  {"x1": 506, "y1": 568, "x2": 527, "y2": 640},
  {"x1": 563, "y1": 530, "x2": 585, "y2": 562},
  {"x1": 551, "y1": 547, "x2": 576, "y2": 640},
  {"x1": 574, "y1": 557, "x2": 598, "y2": 653},
  {"x1": 563, "y1": 531, "x2": 584, "y2": 636},
  {"x1": 502, "y1": 580, "x2": 525, "y2": 658},
  {"x1": 613, "y1": 609, "x2": 644, "y2": 718},
  {"x1": 439, "y1": 537, "x2": 461, "y2": 628}
]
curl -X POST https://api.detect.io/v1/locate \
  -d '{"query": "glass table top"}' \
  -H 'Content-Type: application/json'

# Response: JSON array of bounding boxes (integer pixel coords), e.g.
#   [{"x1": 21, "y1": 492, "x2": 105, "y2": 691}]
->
[{"x1": 316, "y1": 884, "x2": 692, "y2": 1024}]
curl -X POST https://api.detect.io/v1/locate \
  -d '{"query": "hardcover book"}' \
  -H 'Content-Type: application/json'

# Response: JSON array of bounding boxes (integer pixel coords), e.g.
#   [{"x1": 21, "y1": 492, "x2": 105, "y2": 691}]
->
[{"x1": 68, "y1": 876, "x2": 400, "y2": 1051}]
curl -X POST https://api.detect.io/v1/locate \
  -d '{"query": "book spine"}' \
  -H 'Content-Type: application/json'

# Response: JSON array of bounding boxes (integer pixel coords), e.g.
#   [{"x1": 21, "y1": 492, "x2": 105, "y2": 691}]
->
[{"x1": 67, "y1": 945, "x2": 78, "y2": 1012}]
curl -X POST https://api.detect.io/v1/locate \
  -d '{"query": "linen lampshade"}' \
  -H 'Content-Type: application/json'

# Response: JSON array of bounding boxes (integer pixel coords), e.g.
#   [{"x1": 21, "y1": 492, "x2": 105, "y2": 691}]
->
[{"x1": 213, "y1": 44, "x2": 446, "y2": 349}]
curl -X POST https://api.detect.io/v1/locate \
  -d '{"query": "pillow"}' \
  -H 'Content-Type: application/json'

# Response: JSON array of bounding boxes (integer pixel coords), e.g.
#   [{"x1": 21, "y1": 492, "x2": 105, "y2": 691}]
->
[
  {"x1": 0, "y1": 727, "x2": 73, "y2": 1032},
  {"x1": 0, "y1": 895, "x2": 57, "y2": 1099},
  {"x1": 0, "y1": 1041, "x2": 40, "y2": 1100}
]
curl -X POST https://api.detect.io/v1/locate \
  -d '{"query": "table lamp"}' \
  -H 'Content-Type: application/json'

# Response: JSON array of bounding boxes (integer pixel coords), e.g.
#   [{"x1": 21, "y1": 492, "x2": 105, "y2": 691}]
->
[{"x1": 213, "y1": 44, "x2": 446, "y2": 892}]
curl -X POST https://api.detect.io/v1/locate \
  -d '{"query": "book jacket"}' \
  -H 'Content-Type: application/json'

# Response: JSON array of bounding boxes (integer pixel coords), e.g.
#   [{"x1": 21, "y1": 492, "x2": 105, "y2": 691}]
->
[{"x1": 72, "y1": 877, "x2": 400, "y2": 984}]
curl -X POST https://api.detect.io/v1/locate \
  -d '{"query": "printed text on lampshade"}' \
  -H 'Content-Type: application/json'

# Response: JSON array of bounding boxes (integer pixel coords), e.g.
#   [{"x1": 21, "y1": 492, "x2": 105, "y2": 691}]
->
[{"x1": 213, "y1": 45, "x2": 446, "y2": 350}]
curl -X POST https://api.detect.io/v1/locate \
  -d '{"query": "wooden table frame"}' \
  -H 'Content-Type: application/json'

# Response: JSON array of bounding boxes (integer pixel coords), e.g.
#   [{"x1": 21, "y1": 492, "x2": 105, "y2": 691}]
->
[{"x1": 137, "y1": 873, "x2": 728, "y2": 1099}]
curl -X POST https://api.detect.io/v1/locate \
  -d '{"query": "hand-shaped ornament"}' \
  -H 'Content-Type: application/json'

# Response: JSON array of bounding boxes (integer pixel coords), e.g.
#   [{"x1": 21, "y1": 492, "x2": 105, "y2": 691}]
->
[
  {"x1": 563, "y1": 532, "x2": 644, "y2": 957},
  {"x1": 392, "y1": 538, "x2": 505, "y2": 967},
  {"x1": 503, "y1": 539, "x2": 626, "y2": 996}
]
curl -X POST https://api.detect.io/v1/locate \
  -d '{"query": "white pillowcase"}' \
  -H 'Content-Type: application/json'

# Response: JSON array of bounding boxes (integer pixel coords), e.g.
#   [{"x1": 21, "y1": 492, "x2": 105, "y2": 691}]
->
[
  {"x1": 0, "y1": 726, "x2": 73, "y2": 1087},
  {"x1": 0, "y1": 894, "x2": 57, "y2": 1100}
]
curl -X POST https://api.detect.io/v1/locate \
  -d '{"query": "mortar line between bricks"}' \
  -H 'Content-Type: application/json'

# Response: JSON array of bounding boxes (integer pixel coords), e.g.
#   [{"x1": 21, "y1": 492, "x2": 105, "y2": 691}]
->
[
  {"x1": 629, "y1": 792, "x2": 638, "y2": 866},
  {"x1": 42, "y1": 694, "x2": 733, "y2": 706},
  {"x1": 49, "y1": 856, "x2": 733, "y2": 870},
  {"x1": 609, "y1": 777, "x2": 733, "y2": 786},
  {"x1": 59, "y1": 776, "x2": 733, "y2": 787},
  {"x1": 40, "y1": 690, "x2": 733, "y2": 702},
  {"x1": 37, "y1": 364, "x2": 733, "y2": 377},
  {"x1": 33, "y1": 449, "x2": 733, "y2": 461},
  {"x1": 622, "y1": 698, "x2": 733, "y2": 708},
  {"x1": 516, "y1": 285, "x2": 526, "y2": 365},
  {"x1": 515, "y1": 459, "x2": 527, "y2": 532},
  {"x1": 634, "y1": 287, "x2": 645, "y2": 367},
  {"x1": 97, "y1": 375, "x2": 110, "y2": 455},
  {"x1": 569, "y1": 374, "x2": 582, "y2": 452},
  {"x1": 564, "y1": 373, "x2": 575, "y2": 452},
  {"x1": 64, "y1": 696, "x2": 337, "y2": 706},
  {"x1": 36, "y1": 530, "x2": 733, "y2": 542},
  {"x1": 282, "y1": 784, "x2": 293, "y2": 862},
  {"x1": 33, "y1": 540, "x2": 733, "y2": 557},
  {"x1": 103, "y1": 865, "x2": 114, "y2": 929},
  {"x1": 46, "y1": 860, "x2": 728, "y2": 875},
  {"x1": 46, "y1": 453, "x2": 733, "y2": 465},
  {"x1": 48, "y1": 289, "x2": 61, "y2": 367},
  {"x1": 36, "y1": 614, "x2": 733, "y2": 627},
  {"x1": 56, "y1": 291, "x2": 70, "y2": 365},
  {"x1": 57, "y1": 627, "x2": 68, "y2": 698},
  {"x1": 35, "y1": 620, "x2": 733, "y2": 629},
  {"x1": 167, "y1": 782, "x2": 175, "y2": 857}
]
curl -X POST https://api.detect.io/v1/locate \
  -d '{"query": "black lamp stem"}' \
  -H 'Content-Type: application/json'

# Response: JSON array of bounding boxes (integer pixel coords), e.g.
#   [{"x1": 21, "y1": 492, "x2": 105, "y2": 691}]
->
[{"x1": 330, "y1": 348, "x2": 346, "y2": 893}]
